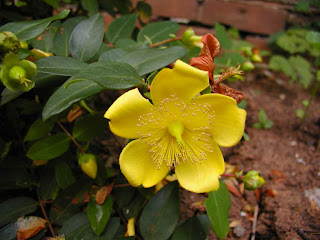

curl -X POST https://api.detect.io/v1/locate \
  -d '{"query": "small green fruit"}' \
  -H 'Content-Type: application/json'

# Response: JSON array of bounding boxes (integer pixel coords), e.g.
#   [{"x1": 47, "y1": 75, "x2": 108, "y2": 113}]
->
[
  {"x1": 242, "y1": 61, "x2": 255, "y2": 72},
  {"x1": 243, "y1": 171, "x2": 265, "y2": 190},
  {"x1": 251, "y1": 54, "x2": 262, "y2": 63},
  {"x1": 0, "y1": 31, "x2": 20, "y2": 58},
  {"x1": 78, "y1": 153, "x2": 98, "y2": 179},
  {"x1": 8, "y1": 65, "x2": 27, "y2": 80}
]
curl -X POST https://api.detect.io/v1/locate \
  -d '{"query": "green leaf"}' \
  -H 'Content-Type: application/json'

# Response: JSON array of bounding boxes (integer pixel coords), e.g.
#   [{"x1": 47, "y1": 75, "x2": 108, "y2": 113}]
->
[
  {"x1": 269, "y1": 55, "x2": 296, "y2": 79},
  {"x1": 26, "y1": 133, "x2": 70, "y2": 161},
  {"x1": 139, "y1": 181, "x2": 180, "y2": 240},
  {"x1": 0, "y1": 222, "x2": 17, "y2": 240},
  {"x1": 1, "y1": 88, "x2": 24, "y2": 106},
  {"x1": 117, "y1": 46, "x2": 187, "y2": 76},
  {"x1": 106, "y1": 14, "x2": 138, "y2": 44},
  {"x1": 87, "y1": 195, "x2": 113, "y2": 236},
  {"x1": 60, "y1": 212, "x2": 89, "y2": 239},
  {"x1": 24, "y1": 118, "x2": 55, "y2": 142},
  {"x1": 99, "y1": 48, "x2": 128, "y2": 62},
  {"x1": 30, "y1": 21, "x2": 61, "y2": 53},
  {"x1": 214, "y1": 52, "x2": 247, "y2": 67},
  {"x1": 137, "y1": 21, "x2": 180, "y2": 46},
  {"x1": 215, "y1": 23, "x2": 232, "y2": 49},
  {"x1": 0, "y1": 9, "x2": 70, "y2": 41},
  {"x1": 205, "y1": 180, "x2": 230, "y2": 239},
  {"x1": 73, "y1": 217, "x2": 120, "y2": 240},
  {"x1": 73, "y1": 113, "x2": 109, "y2": 141},
  {"x1": 276, "y1": 34, "x2": 308, "y2": 54},
  {"x1": 122, "y1": 191, "x2": 146, "y2": 221},
  {"x1": 172, "y1": 215, "x2": 211, "y2": 240},
  {"x1": 306, "y1": 31, "x2": 320, "y2": 50},
  {"x1": 289, "y1": 55, "x2": 312, "y2": 88},
  {"x1": 40, "y1": 162, "x2": 60, "y2": 201},
  {"x1": 55, "y1": 161, "x2": 76, "y2": 190},
  {"x1": 296, "y1": 108, "x2": 305, "y2": 118},
  {"x1": 294, "y1": 0, "x2": 310, "y2": 12},
  {"x1": 81, "y1": 0, "x2": 99, "y2": 16},
  {"x1": 36, "y1": 56, "x2": 88, "y2": 76},
  {"x1": 69, "y1": 13, "x2": 105, "y2": 62},
  {"x1": 0, "y1": 197, "x2": 38, "y2": 227},
  {"x1": 42, "y1": 61, "x2": 142, "y2": 120},
  {"x1": 54, "y1": 16, "x2": 87, "y2": 56},
  {"x1": 49, "y1": 180, "x2": 92, "y2": 225}
]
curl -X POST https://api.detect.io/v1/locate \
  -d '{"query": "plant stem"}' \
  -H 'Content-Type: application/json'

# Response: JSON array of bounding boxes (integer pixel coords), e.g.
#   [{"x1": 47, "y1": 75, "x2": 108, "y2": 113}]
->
[
  {"x1": 222, "y1": 173, "x2": 244, "y2": 180},
  {"x1": 37, "y1": 191, "x2": 56, "y2": 238},
  {"x1": 79, "y1": 100, "x2": 95, "y2": 114},
  {"x1": 55, "y1": 119, "x2": 85, "y2": 155},
  {"x1": 150, "y1": 37, "x2": 182, "y2": 48},
  {"x1": 300, "y1": 79, "x2": 320, "y2": 125}
]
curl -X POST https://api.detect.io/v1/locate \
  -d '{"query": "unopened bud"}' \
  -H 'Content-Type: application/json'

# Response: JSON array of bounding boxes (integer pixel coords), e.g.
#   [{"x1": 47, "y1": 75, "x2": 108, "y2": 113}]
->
[
  {"x1": 240, "y1": 46, "x2": 252, "y2": 57},
  {"x1": 243, "y1": 171, "x2": 265, "y2": 190},
  {"x1": 251, "y1": 53, "x2": 262, "y2": 63},
  {"x1": 0, "y1": 31, "x2": 20, "y2": 58},
  {"x1": 241, "y1": 61, "x2": 255, "y2": 72},
  {"x1": 78, "y1": 153, "x2": 98, "y2": 179},
  {"x1": 182, "y1": 28, "x2": 203, "y2": 48}
]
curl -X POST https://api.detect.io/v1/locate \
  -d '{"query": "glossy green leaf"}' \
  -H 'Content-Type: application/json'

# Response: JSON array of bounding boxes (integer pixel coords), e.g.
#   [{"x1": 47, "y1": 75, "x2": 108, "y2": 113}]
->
[
  {"x1": 42, "y1": 61, "x2": 142, "y2": 120},
  {"x1": 36, "y1": 56, "x2": 88, "y2": 76},
  {"x1": 69, "y1": 13, "x2": 105, "y2": 62},
  {"x1": 30, "y1": 21, "x2": 61, "y2": 52},
  {"x1": 1, "y1": 88, "x2": 24, "y2": 106},
  {"x1": 40, "y1": 162, "x2": 60, "y2": 201},
  {"x1": 87, "y1": 195, "x2": 113, "y2": 236},
  {"x1": 118, "y1": 46, "x2": 187, "y2": 76},
  {"x1": 55, "y1": 161, "x2": 76, "y2": 190},
  {"x1": 73, "y1": 113, "x2": 109, "y2": 141},
  {"x1": 106, "y1": 14, "x2": 138, "y2": 44},
  {"x1": 73, "y1": 217, "x2": 120, "y2": 240},
  {"x1": 0, "y1": 197, "x2": 38, "y2": 227},
  {"x1": 99, "y1": 48, "x2": 128, "y2": 62},
  {"x1": 122, "y1": 191, "x2": 146, "y2": 221},
  {"x1": 139, "y1": 181, "x2": 180, "y2": 240},
  {"x1": 54, "y1": 16, "x2": 87, "y2": 56},
  {"x1": 0, "y1": 9, "x2": 70, "y2": 41},
  {"x1": 81, "y1": 0, "x2": 99, "y2": 16},
  {"x1": 0, "y1": 222, "x2": 17, "y2": 240},
  {"x1": 137, "y1": 21, "x2": 180, "y2": 46},
  {"x1": 26, "y1": 133, "x2": 70, "y2": 161},
  {"x1": 49, "y1": 180, "x2": 92, "y2": 225},
  {"x1": 171, "y1": 215, "x2": 211, "y2": 240},
  {"x1": 60, "y1": 212, "x2": 89, "y2": 239},
  {"x1": 24, "y1": 118, "x2": 55, "y2": 142},
  {"x1": 205, "y1": 180, "x2": 230, "y2": 239}
]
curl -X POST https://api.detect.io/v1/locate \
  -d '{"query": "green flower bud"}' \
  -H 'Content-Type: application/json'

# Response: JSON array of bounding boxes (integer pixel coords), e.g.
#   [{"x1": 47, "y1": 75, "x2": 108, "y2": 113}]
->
[
  {"x1": 240, "y1": 46, "x2": 253, "y2": 57},
  {"x1": 0, "y1": 52, "x2": 37, "y2": 92},
  {"x1": 243, "y1": 171, "x2": 265, "y2": 190},
  {"x1": 251, "y1": 53, "x2": 262, "y2": 63},
  {"x1": 0, "y1": 31, "x2": 20, "y2": 58},
  {"x1": 182, "y1": 28, "x2": 203, "y2": 48},
  {"x1": 20, "y1": 41, "x2": 28, "y2": 49},
  {"x1": 241, "y1": 61, "x2": 255, "y2": 72},
  {"x1": 78, "y1": 153, "x2": 98, "y2": 179}
]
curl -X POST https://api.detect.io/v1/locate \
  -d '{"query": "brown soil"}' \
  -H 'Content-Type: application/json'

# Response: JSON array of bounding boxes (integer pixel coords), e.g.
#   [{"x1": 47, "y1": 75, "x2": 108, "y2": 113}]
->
[{"x1": 98, "y1": 68, "x2": 320, "y2": 240}]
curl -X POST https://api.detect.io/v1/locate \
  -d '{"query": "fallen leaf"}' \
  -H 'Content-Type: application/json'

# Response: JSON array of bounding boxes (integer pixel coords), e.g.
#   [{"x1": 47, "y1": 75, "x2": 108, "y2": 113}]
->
[
  {"x1": 190, "y1": 200, "x2": 206, "y2": 212},
  {"x1": 224, "y1": 178, "x2": 243, "y2": 198},
  {"x1": 229, "y1": 220, "x2": 241, "y2": 228},
  {"x1": 96, "y1": 183, "x2": 114, "y2": 205},
  {"x1": 17, "y1": 216, "x2": 46, "y2": 240}
]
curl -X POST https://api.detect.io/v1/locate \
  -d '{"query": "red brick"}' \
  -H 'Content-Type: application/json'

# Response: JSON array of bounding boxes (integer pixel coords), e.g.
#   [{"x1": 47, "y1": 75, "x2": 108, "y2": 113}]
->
[
  {"x1": 144, "y1": 0, "x2": 199, "y2": 20},
  {"x1": 198, "y1": 0, "x2": 287, "y2": 35}
]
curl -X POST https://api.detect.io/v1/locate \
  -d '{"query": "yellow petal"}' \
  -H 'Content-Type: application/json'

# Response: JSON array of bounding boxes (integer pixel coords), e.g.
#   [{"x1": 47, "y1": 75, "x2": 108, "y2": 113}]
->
[
  {"x1": 120, "y1": 140, "x2": 169, "y2": 188},
  {"x1": 104, "y1": 88, "x2": 154, "y2": 139},
  {"x1": 175, "y1": 141, "x2": 224, "y2": 193},
  {"x1": 192, "y1": 93, "x2": 246, "y2": 147},
  {"x1": 150, "y1": 60, "x2": 209, "y2": 107}
]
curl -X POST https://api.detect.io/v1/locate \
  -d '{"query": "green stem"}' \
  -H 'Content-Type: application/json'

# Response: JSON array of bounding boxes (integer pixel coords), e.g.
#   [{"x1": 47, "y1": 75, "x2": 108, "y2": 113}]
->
[
  {"x1": 79, "y1": 100, "x2": 95, "y2": 114},
  {"x1": 301, "y1": 79, "x2": 320, "y2": 124}
]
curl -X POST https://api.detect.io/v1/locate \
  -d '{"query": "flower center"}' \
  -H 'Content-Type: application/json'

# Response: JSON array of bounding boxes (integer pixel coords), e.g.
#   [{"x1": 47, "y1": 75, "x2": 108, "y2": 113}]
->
[
  {"x1": 167, "y1": 120, "x2": 184, "y2": 145},
  {"x1": 137, "y1": 95, "x2": 215, "y2": 169}
]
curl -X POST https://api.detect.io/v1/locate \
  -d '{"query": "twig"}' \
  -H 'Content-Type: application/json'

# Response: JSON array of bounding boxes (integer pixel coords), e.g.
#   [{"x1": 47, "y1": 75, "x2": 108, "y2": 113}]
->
[
  {"x1": 251, "y1": 205, "x2": 259, "y2": 240},
  {"x1": 150, "y1": 37, "x2": 182, "y2": 48},
  {"x1": 37, "y1": 191, "x2": 55, "y2": 238},
  {"x1": 55, "y1": 118, "x2": 85, "y2": 155}
]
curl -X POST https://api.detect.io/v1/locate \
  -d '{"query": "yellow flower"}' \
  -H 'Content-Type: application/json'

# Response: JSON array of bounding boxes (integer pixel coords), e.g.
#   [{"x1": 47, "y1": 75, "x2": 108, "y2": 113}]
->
[{"x1": 104, "y1": 60, "x2": 246, "y2": 193}]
